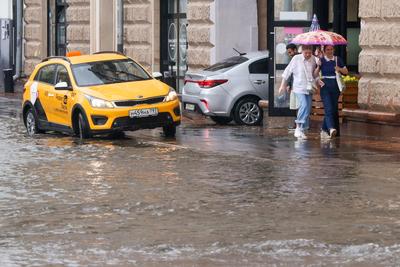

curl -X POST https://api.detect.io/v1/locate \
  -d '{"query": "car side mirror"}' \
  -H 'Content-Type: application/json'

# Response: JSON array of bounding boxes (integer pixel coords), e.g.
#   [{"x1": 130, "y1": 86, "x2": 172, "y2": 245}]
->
[
  {"x1": 152, "y1": 72, "x2": 163, "y2": 80},
  {"x1": 54, "y1": 81, "x2": 72, "y2": 91}
]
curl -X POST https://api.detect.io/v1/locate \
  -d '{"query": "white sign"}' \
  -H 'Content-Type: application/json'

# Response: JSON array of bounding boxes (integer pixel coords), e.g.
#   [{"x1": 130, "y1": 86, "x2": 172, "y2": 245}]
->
[
  {"x1": 280, "y1": 11, "x2": 308, "y2": 21},
  {"x1": 30, "y1": 82, "x2": 38, "y2": 105}
]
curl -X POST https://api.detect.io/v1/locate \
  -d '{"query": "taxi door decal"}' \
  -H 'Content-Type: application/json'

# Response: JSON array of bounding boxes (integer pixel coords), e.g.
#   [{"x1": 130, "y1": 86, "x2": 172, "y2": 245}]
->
[{"x1": 30, "y1": 82, "x2": 39, "y2": 105}]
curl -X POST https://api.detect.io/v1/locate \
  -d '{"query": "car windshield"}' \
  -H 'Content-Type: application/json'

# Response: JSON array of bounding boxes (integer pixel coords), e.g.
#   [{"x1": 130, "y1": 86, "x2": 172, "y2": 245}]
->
[
  {"x1": 72, "y1": 59, "x2": 151, "y2": 87},
  {"x1": 204, "y1": 56, "x2": 249, "y2": 72}
]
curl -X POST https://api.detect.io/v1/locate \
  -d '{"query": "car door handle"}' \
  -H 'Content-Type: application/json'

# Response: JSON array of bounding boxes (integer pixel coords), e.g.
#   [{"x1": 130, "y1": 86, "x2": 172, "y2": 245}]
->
[{"x1": 253, "y1": 80, "x2": 266, "y2": 85}]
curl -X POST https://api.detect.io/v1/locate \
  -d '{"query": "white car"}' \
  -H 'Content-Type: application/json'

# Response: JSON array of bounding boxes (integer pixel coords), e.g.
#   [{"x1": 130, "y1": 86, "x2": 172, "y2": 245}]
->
[{"x1": 182, "y1": 51, "x2": 268, "y2": 125}]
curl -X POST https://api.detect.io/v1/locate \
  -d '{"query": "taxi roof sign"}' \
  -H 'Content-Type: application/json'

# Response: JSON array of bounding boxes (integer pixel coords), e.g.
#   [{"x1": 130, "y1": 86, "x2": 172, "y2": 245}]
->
[{"x1": 66, "y1": 51, "x2": 82, "y2": 57}]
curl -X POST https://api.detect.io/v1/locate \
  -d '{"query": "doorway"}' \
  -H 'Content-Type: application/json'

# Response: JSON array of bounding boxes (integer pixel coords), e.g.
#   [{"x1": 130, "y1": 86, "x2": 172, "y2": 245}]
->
[
  {"x1": 160, "y1": 0, "x2": 188, "y2": 93},
  {"x1": 47, "y1": 0, "x2": 67, "y2": 56},
  {"x1": 267, "y1": 0, "x2": 360, "y2": 116}
]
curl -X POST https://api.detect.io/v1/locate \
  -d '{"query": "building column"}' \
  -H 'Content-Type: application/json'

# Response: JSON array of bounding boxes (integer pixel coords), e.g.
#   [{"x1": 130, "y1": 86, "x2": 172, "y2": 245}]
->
[
  {"x1": 66, "y1": 0, "x2": 90, "y2": 54},
  {"x1": 23, "y1": 0, "x2": 48, "y2": 75},
  {"x1": 123, "y1": 0, "x2": 153, "y2": 71},
  {"x1": 90, "y1": 0, "x2": 117, "y2": 53},
  {"x1": 186, "y1": 0, "x2": 215, "y2": 71},
  {"x1": 358, "y1": 0, "x2": 400, "y2": 112}
]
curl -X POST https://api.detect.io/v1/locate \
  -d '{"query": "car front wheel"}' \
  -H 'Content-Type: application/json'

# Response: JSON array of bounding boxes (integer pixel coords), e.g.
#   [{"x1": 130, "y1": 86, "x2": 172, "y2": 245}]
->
[
  {"x1": 163, "y1": 125, "x2": 176, "y2": 137},
  {"x1": 233, "y1": 97, "x2": 263, "y2": 126},
  {"x1": 77, "y1": 112, "x2": 92, "y2": 139}
]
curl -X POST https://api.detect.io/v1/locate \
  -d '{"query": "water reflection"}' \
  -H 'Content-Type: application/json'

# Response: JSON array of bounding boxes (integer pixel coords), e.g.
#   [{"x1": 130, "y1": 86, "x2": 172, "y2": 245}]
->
[{"x1": 1, "y1": 116, "x2": 400, "y2": 266}]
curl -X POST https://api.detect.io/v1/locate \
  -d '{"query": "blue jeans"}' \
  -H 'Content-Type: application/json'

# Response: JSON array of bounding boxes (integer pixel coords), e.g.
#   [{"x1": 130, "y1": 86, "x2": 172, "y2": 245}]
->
[
  {"x1": 320, "y1": 79, "x2": 341, "y2": 135},
  {"x1": 295, "y1": 93, "x2": 312, "y2": 129}
]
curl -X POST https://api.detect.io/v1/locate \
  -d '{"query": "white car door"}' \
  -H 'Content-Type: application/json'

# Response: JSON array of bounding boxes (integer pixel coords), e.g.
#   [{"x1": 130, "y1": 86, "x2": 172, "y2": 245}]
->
[{"x1": 248, "y1": 58, "x2": 268, "y2": 99}]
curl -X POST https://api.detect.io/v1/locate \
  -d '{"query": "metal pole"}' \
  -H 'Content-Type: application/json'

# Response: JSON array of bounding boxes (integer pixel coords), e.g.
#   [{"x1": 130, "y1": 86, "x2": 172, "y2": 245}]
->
[
  {"x1": 13, "y1": 0, "x2": 22, "y2": 79},
  {"x1": 176, "y1": 0, "x2": 180, "y2": 92}
]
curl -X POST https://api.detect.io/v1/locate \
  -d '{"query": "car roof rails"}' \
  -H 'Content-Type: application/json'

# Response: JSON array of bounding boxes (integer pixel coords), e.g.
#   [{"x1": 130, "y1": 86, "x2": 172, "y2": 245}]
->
[
  {"x1": 41, "y1": 56, "x2": 72, "y2": 64},
  {"x1": 93, "y1": 51, "x2": 125, "y2": 56}
]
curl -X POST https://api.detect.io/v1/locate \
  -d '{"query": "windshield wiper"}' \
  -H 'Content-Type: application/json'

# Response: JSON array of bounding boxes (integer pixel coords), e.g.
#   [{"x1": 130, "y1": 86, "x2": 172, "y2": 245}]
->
[
  {"x1": 88, "y1": 68, "x2": 125, "y2": 83},
  {"x1": 114, "y1": 70, "x2": 149, "y2": 81}
]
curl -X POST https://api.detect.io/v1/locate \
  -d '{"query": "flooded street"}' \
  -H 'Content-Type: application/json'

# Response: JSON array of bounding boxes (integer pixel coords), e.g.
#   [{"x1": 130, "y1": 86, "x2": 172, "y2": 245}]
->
[{"x1": 1, "y1": 104, "x2": 400, "y2": 266}]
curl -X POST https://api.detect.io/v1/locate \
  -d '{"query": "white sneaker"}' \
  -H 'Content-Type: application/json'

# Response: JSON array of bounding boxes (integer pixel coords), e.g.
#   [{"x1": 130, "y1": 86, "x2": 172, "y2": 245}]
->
[
  {"x1": 320, "y1": 130, "x2": 331, "y2": 140},
  {"x1": 294, "y1": 128, "x2": 302, "y2": 138},
  {"x1": 329, "y1": 128, "x2": 337, "y2": 138},
  {"x1": 295, "y1": 128, "x2": 307, "y2": 139},
  {"x1": 298, "y1": 131, "x2": 307, "y2": 139}
]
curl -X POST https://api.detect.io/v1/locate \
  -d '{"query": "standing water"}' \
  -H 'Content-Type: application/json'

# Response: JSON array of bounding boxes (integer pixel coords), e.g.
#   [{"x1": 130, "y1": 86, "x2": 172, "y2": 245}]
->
[{"x1": 1, "y1": 111, "x2": 400, "y2": 266}]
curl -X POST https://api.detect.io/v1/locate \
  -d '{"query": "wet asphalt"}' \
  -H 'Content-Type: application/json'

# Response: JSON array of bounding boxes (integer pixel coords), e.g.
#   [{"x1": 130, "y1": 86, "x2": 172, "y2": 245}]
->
[{"x1": 1, "y1": 96, "x2": 400, "y2": 266}]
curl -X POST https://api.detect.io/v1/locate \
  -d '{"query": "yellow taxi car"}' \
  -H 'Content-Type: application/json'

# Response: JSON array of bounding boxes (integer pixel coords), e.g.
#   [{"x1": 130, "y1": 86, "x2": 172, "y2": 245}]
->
[{"x1": 22, "y1": 51, "x2": 181, "y2": 138}]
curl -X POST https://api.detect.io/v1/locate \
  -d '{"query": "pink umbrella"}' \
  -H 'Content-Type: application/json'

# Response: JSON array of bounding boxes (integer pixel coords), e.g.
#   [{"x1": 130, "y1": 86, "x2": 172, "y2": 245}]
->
[{"x1": 291, "y1": 30, "x2": 347, "y2": 46}]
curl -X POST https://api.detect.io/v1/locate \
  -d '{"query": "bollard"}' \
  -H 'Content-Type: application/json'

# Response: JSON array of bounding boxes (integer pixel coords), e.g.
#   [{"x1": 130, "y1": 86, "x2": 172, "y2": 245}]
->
[{"x1": 3, "y1": 69, "x2": 14, "y2": 93}]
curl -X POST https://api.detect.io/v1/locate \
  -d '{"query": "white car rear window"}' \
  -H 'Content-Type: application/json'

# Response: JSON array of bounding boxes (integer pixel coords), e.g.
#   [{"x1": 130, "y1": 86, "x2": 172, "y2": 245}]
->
[{"x1": 204, "y1": 56, "x2": 249, "y2": 72}]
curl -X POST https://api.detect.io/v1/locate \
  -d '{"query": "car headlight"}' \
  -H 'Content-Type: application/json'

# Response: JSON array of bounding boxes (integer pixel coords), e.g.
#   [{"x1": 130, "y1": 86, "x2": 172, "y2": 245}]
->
[
  {"x1": 85, "y1": 95, "x2": 114, "y2": 109},
  {"x1": 163, "y1": 88, "x2": 178, "y2": 102}
]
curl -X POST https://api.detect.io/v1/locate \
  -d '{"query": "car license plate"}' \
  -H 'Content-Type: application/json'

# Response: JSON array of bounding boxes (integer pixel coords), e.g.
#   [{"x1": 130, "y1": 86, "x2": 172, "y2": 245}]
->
[
  {"x1": 185, "y1": 103, "x2": 195, "y2": 111},
  {"x1": 129, "y1": 108, "x2": 158, "y2": 118}
]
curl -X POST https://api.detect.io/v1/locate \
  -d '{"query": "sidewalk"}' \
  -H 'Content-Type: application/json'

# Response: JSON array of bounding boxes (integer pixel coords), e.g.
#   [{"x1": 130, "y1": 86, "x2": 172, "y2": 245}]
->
[{"x1": 0, "y1": 78, "x2": 25, "y2": 98}]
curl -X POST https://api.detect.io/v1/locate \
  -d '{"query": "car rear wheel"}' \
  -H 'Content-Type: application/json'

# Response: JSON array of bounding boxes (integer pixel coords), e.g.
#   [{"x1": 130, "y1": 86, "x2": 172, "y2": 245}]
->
[
  {"x1": 233, "y1": 97, "x2": 263, "y2": 126},
  {"x1": 163, "y1": 125, "x2": 176, "y2": 137},
  {"x1": 25, "y1": 108, "x2": 40, "y2": 136},
  {"x1": 210, "y1": 116, "x2": 233, "y2": 125},
  {"x1": 77, "y1": 112, "x2": 92, "y2": 139}
]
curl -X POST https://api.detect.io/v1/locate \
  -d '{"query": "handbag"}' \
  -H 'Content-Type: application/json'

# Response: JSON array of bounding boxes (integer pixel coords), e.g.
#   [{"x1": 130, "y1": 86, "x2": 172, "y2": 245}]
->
[
  {"x1": 335, "y1": 56, "x2": 345, "y2": 92},
  {"x1": 302, "y1": 59, "x2": 318, "y2": 94}
]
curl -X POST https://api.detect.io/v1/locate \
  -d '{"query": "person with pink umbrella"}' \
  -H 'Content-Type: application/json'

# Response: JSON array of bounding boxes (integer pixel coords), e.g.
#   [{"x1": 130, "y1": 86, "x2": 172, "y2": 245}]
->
[
  {"x1": 289, "y1": 15, "x2": 348, "y2": 139},
  {"x1": 278, "y1": 45, "x2": 319, "y2": 140},
  {"x1": 315, "y1": 45, "x2": 348, "y2": 139}
]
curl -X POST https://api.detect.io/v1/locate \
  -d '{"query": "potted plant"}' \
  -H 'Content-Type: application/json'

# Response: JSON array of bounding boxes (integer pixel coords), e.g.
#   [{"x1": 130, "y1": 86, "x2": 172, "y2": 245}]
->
[{"x1": 342, "y1": 74, "x2": 360, "y2": 109}]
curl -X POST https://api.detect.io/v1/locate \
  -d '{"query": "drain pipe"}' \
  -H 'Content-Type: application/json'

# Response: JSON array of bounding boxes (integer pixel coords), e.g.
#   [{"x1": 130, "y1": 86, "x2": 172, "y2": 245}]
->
[{"x1": 13, "y1": 0, "x2": 23, "y2": 80}]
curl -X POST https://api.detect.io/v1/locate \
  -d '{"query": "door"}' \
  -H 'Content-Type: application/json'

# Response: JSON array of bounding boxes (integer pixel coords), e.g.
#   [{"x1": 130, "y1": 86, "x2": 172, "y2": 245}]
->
[
  {"x1": 56, "y1": 1, "x2": 67, "y2": 56},
  {"x1": 52, "y1": 64, "x2": 73, "y2": 126},
  {"x1": 160, "y1": 0, "x2": 188, "y2": 93},
  {"x1": 35, "y1": 64, "x2": 58, "y2": 123},
  {"x1": 48, "y1": 0, "x2": 67, "y2": 56},
  {"x1": 267, "y1": 0, "x2": 315, "y2": 116},
  {"x1": 248, "y1": 58, "x2": 269, "y2": 99}
]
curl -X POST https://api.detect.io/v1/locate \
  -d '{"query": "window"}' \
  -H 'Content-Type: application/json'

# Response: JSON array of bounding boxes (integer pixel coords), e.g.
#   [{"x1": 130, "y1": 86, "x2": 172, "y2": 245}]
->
[
  {"x1": 249, "y1": 58, "x2": 268, "y2": 74},
  {"x1": 204, "y1": 56, "x2": 249, "y2": 72},
  {"x1": 37, "y1": 65, "x2": 56, "y2": 85},
  {"x1": 55, "y1": 65, "x2": 71, "y2": 85}
]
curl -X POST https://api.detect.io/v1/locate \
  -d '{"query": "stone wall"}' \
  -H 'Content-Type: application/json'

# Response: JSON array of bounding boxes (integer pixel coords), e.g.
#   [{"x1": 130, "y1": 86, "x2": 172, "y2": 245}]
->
[
  {"x1": 23, "y1": 0, "x2": 90, "y2": 75},
  {"x1": 187, "y1": 0, "x2": 214, "y2": 70},
  {"x1": 66, "y1": 0, "x2": 90, "y2": 54},
  {"x1": 123, "y1": 0, "x2": 153, "y2": 70},
  {"x1": 359, "y1": 0, "x2": 400, "y2": 112},
  {"x1": 24, "y1": 0, "x2": 46, "y2": 75}
]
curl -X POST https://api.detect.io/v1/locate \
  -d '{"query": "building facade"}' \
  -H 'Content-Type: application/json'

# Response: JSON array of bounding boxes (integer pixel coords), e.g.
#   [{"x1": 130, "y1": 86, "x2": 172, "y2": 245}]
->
[
  {"x1": 23, "y1": 0, "x2": 267, "y2": 93},
  {"x1": 18, "y1": 0, "x2": 400, "y2": 121}
]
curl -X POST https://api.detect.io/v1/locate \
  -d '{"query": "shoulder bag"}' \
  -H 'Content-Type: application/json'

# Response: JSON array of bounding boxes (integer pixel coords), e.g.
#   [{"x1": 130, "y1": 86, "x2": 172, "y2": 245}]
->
[{"x1": 335, "y1": 56, "x2": 345, "y2": 93}]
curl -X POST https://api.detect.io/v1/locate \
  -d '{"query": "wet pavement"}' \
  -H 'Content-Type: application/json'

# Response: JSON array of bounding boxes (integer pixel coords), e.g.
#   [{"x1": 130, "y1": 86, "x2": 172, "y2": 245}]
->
[{"x1": 1, "y1": 96, "x2": 400, "y2": 266}]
